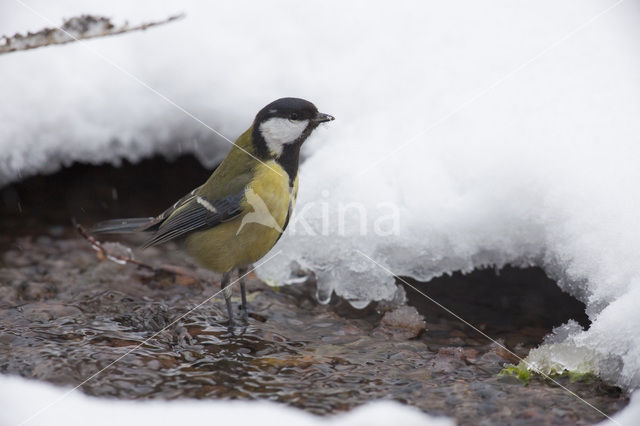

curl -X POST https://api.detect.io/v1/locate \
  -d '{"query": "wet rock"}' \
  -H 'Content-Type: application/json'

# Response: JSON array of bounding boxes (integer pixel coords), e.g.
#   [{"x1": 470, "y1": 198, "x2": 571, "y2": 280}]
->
[
  {"x1": 19, "y1": 281, "x2": 56, "y2": 301},
  {"x1": 19, "y1": 302, "x2": 81, "y2": 321},
  {"x1": 0, "y1": 285, "x2": 18, "y2": 307},
  {"x1": 374, "y1": 306, "x2": 426, "y2": 339}
]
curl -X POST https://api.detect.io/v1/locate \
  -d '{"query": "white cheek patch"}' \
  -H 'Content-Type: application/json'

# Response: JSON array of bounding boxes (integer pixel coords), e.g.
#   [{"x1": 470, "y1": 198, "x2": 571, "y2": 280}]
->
[{"x1": 259, "y1": 118, "x2": 309, "y2": 156}]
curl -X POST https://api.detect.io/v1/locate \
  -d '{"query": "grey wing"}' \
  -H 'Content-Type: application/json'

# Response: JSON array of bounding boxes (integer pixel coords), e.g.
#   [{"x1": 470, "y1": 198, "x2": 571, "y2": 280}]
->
[
  {"x1": 141, "y1": 192, "x2": 244, "y2": 248},
  {"x1": 134, "y1": 186, "x2": 202, "y2": 233}
]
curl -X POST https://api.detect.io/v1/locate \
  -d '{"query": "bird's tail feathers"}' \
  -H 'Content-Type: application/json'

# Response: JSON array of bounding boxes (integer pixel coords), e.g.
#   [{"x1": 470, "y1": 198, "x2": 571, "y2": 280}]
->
[{"x1": 89, "y1": 217, "x2": 155, "y2": 234}]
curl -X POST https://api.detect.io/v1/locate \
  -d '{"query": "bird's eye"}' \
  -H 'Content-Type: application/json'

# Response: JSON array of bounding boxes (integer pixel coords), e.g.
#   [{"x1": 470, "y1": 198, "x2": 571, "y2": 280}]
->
[{"x1": 289, "y1": 112, "x2": 299, "y2": 120}]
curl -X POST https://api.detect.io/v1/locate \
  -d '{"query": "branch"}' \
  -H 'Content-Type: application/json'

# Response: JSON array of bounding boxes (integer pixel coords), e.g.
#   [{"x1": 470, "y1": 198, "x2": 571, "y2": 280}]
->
[
  {"x1": 74, "y1": 221, "x2": 201, "y2": 284},
  {"x1": 0, "y1": 13, "x2": 184, "y2": 55},
  {"x1": 75, "y1": 221, "x2": 154, "y2": 271}
]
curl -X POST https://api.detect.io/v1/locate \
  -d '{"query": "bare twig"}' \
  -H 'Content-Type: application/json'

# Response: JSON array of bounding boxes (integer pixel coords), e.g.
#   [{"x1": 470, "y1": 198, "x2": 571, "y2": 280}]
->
[
  {"x1": 0, "y1": 13, "x2": 184, "y2": 55},
  {"x1": 75, "y1": 221, "x2": 154, "y2": 270},
  {"x1": 74, "y1": 221, "x2": 201, "y2": 283}
]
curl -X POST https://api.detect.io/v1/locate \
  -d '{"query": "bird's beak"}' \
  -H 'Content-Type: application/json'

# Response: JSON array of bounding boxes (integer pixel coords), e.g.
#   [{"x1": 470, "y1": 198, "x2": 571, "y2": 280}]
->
[{"x1": 312, "y1": 112, "x2": 335, "y2": 123}]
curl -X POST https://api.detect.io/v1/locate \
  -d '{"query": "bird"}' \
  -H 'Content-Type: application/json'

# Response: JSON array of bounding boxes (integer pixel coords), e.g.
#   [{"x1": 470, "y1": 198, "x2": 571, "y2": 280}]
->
[{"x1": 90, "y1": 97, "x2": 334, "y2": 327}]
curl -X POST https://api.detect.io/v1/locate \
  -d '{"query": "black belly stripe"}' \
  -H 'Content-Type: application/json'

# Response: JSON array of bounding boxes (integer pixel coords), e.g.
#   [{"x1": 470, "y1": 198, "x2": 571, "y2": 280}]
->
[
  {"x1": 282, "y1": 200, "x2": 293, "y2": 232},
  {"x1": 274, "y1": 187, "x2": 295, "y2": 245},
  {"x1": 276, "y1": 144, "x2": 301, "y2": 187}
]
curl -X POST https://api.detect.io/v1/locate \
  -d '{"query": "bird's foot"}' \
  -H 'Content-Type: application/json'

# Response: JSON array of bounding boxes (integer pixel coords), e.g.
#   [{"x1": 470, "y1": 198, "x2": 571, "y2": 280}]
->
[{"x1": 226, "y1": 319, "x2": 236, "y2": 332}]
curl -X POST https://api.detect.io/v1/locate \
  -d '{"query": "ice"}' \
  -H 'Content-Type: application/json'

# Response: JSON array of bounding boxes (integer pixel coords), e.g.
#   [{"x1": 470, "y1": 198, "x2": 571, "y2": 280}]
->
[
  {"x1": 101, "y1": 241, "x2": 134, "y2": 264},
  {"x1": 0, "y1": 375, "x2": 452, "y2": 426},
  {"x1": 2, "y1": 0, "x2": 640, "y2": 421}
]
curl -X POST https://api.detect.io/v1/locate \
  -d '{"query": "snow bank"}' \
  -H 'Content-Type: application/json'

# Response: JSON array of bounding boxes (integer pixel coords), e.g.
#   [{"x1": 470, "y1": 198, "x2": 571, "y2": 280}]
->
[
  {"x1": 604, "y1": 392, "x2": 640, "y2": 426},
  {"x1": 256, "y1": 0, "x2": 640, "y2": 398},
  {"x1": 0, "y1": 375, "x2": 450, "y2": 426},
  {"x1": 2, "y1": 0, "x2": 640, "y2": 419}
]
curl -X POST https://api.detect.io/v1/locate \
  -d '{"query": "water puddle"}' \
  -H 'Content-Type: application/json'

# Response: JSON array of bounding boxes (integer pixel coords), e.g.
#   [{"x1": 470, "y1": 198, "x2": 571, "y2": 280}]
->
[{"x1": 0, "y1": 233, "x2": 628, "y2": 425}]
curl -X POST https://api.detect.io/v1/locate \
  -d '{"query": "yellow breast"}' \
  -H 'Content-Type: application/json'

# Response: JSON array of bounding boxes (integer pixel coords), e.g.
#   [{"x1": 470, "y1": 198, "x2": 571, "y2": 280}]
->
[{"x1": 185, "y1": 160, "x2": 297, "y2": 273}]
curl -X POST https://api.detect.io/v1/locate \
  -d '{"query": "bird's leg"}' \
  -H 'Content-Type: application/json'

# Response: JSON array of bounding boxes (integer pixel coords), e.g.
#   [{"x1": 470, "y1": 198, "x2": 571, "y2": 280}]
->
[
  {"x1": 238, "y1": 267, "x2": 249, "y2": 321},
  {"x1": 220, "y1": 271, "x2": 235, "y2": 328}
]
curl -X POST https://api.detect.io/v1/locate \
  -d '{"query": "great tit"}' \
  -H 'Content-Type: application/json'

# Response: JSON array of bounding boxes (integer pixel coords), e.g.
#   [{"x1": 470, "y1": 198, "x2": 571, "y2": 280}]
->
[{"x1": 91, "y1": 98, "x2": 334, "y2": 326}]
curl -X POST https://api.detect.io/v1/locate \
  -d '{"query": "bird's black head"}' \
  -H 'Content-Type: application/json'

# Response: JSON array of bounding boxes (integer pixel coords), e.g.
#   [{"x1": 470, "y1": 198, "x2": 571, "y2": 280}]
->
[
  {"x1": 252, "y1": 97, "x2": 334, "y2": 159},
  {"x1": 255, "y1": 97, "x2": 323, "y2": 123}
]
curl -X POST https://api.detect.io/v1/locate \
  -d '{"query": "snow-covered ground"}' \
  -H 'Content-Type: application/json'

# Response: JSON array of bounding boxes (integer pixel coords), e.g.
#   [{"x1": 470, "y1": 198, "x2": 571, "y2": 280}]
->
[
  {"x1": 2, "y1": 0, "x2": 640, "y2": 423},
  {"x1": 0, "y1": 375, "x2": 451, "y2": 426}
]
